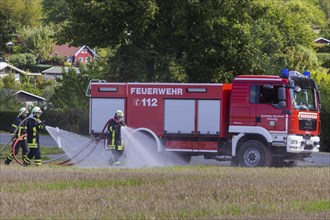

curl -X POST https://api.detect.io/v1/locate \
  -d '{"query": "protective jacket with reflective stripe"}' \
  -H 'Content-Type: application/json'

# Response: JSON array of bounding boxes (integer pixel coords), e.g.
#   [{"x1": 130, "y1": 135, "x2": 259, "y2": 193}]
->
[
  {"x1": 10, "y1": 116, "x2": 27, "y2": 140},
  {"x1": 27, "y1": 116, "x2": 44, "y2": 148},
  {"x1": 107, "y1": 118, "x2": 124, "y2": 150}
]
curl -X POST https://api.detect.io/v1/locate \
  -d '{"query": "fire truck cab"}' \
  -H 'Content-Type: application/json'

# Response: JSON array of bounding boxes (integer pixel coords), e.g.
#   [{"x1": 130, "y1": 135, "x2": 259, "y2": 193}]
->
[{"x1": 87, "y1": 69, "x2": 320, "y2": 167}]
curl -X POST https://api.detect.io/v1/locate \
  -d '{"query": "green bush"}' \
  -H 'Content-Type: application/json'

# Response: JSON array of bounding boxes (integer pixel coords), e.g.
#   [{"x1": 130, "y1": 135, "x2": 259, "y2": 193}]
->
[
  {"x1": 320, "y1": 112, "x2": 330, "y2": 152},
  {"x1": 0, "y1": 109, "x2": 89, "y2": 135},
  {"x1": 24, "y1": 64, "x2": 53, "y2": 73},
  {"x1": 317, "y1": 53, "x2": 330, "y2": 68},
  {"x1": 9, "y1": 53, "x2": 36, "y2": 68},
  {"x1": 0, "y1": 111, "x2": 18, "y2": 132},
  {"x1": 312, "y1": 70, "x2": 330, "y2": 152},
  {"x1": 42, "y1": 109, "x2": 89, "y2": 135},
  {"x1": 315, "y1": 44, "x2": 330, "y2": 53}
]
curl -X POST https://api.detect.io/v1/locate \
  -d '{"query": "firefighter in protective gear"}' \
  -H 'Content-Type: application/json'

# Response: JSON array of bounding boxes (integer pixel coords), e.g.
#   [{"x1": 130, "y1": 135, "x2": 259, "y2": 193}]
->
[
  {"x1": 4, "y1": 107, "x2": 29, "y2": 165},
  {"x1": 24, "y1": 106, "x2": 45, "y2": 166},
  {"x1": 107, "y1": 110, "x2": 126, "y2": 165}
]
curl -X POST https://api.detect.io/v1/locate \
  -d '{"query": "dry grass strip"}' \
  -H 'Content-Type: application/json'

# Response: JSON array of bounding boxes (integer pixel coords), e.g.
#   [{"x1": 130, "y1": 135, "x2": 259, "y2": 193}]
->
[{"x1": 0, "y1": 164, "x2": 329, "y2": 219}]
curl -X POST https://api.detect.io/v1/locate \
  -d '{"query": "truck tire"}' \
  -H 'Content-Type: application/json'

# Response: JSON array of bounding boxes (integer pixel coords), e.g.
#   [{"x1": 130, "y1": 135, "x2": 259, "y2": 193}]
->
[{"x1": 237, "y1": 140, "x2": 272, "y2": 167}]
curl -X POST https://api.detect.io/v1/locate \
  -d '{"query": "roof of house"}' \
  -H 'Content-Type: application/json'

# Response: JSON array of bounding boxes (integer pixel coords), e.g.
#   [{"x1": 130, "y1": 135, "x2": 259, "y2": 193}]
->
[
  {"x1": 52, "y1": 44, "x2": 96, "y2": 57},
  {"x1": 42, "y1": 66, "x2": 80, "y2": 75},
  {"x1": 314, "y1": 37, "x2": 330, "y2": 43},
  {"x1": 14, "y1": 90, "x2": 45, "y2": 101},
  {"x1": 52, "y1": 44, "x2": 81, "y2": 57},
  {"x1": 0, "y1": 62, "x2": 41, "y2": 76},
  {"x1": 75, "y1": 45, "x2": 97, "y2": 57},
  {"x1": 0, "y1": 62, "x2": 26, "y2": 74}
]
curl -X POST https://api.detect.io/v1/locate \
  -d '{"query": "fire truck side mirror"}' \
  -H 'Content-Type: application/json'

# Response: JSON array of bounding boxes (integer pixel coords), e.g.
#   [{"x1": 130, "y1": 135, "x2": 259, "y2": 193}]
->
[
  {"x1": 278, "y1": 87, "x2": 286, "y2": 101},
  {"x1": 294, "y1": 86, "x2": 301, "y2": 93},
  {"x1": 278, "y1": 87, "x2": 286, "y2": 108}
]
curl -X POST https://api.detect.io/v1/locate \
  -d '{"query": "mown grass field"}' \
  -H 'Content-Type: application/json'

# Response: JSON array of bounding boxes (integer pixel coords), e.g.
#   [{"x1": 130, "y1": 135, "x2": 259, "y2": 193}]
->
[{"x1": 1, "y1": 162, "x2": 329, "y2": 220}]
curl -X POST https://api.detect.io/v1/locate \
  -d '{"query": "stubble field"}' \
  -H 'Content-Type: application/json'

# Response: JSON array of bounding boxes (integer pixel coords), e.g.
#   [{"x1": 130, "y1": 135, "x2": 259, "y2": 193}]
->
[{"x1": 0, "y1": 164, "x2": 329, "y2": 220}]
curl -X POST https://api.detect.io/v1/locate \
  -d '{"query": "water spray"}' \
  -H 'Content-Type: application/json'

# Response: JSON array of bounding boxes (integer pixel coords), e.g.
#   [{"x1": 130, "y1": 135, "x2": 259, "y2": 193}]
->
[
  {"x1": 56, "y1": 127, "x2": 62, "y2": 148},
  {"x1": 56, "y1": 118, "x2": 112, "y2": 166}
]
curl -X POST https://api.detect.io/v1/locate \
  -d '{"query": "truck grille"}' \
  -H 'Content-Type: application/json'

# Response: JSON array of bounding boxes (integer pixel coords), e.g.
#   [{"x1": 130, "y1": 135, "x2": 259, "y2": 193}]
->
[{"x1": 299, "y1": 119, "x2": 317, "y2": 131}]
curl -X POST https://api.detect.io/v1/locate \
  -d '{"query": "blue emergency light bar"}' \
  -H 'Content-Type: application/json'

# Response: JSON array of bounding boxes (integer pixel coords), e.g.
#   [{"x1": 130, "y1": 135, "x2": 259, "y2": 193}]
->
[
  {"x1": 303, "y1": 71, "x2": 311, "y2": 78},
  {"x1": 281, "y1": 68, "x2": 311, "y2": 78},
  {"x1": 281, "y1": 68, "x2": 289, "y2": 78}
]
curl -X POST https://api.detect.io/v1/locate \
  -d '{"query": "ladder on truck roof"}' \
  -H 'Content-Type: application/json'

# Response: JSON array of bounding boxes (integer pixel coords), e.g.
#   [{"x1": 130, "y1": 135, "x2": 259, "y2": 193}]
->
[{"x1": 85, "y1": 79, "x2": 106, "y2": 96}]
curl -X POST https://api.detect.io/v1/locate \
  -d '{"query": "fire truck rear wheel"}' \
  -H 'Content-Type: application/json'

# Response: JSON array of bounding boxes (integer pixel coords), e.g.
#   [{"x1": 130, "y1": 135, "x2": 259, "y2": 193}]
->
[{"x1": 237, "y1": 140, "x2": 272, "y2": 167}]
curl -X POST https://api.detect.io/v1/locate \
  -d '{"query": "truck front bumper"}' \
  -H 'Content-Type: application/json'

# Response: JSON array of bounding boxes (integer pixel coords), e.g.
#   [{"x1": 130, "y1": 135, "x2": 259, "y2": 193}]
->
[{"x1": 286, "y1": 135, "x2": 320, "y2": 153}]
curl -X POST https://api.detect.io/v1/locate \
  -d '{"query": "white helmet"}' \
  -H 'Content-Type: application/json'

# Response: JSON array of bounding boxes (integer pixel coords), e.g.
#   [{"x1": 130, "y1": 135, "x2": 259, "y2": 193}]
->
[
  {"x1": 18, "y1": 107, "x2": 28, "y2": 116},
  {"x1": 32, "y1": 106, "x2": 43, "y2": 115},
  {"x1": 115, "y1": 110, "x2": 124, "y2": 117}
]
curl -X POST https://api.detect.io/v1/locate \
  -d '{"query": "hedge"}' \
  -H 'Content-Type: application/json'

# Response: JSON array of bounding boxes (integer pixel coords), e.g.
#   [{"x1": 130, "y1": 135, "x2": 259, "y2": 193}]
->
[{"x1": 0, "y1": 110, "x2": 89, "y2": 135}]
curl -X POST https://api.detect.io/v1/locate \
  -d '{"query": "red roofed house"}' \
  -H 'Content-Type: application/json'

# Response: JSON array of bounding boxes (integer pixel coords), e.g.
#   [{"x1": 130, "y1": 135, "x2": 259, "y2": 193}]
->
[{"x1": 52, "y1": 44, "x2": 96, "y2": 65}]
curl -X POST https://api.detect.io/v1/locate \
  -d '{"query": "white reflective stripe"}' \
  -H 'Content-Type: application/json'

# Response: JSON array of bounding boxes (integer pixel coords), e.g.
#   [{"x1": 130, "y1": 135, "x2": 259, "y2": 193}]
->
[
  {"x1": 165, "y1": 149, "x2": 192, "y2": 152},
  {"x1": 165, "y1": 149, "x2": 217, "y2": 153},
  {"x1": 229, "y1": 126, "x2": 272, "y2": 143},
  {"x1": 196, "y1": 150, "x2": 217, "y2": 152},
  {"x1": 234, "y1": 78, "x2": 282, "y2": 82},
  {"x1": 269, "y1": 131, "x2": 287, "y2": 134}
]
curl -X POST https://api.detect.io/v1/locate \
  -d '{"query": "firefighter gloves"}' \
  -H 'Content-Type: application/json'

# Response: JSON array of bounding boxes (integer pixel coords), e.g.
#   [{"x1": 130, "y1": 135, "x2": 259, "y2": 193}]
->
[{"x1": 117, "y1": 120, "x2": 125, "y2": 127}]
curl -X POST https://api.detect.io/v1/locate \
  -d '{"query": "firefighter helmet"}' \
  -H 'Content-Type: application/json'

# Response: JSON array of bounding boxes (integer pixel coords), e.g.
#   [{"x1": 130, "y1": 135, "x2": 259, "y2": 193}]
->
[
  {"x1": 32, "y1": 106, "x2": 43, "y2": 115},
  {"x1": 18, "y1": 107, "x2": 28, "y2": 116},
  {"x1": 115, "y1": 110, "x2": 124, "y2": 117}
]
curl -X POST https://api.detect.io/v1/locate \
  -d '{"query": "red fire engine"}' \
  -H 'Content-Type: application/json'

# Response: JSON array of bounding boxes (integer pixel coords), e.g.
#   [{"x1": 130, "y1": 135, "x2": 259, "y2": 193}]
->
[{"x1": 87, "y1": 69, "x2": 321, "y2": 167}]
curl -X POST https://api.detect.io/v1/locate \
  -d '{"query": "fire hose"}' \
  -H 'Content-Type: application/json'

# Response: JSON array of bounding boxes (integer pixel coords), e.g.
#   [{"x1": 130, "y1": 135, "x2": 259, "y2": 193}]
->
[
  {"x1": 0, "y1": 117, "x2": 30, "y2": 153},
  {"x1": 10, "y1": 132, "x2": 85, "y2": 166},
  {"x1": 57, "y1": 118, "x2": 111, "y2": 166},
  {"x1": 11, "y1": 134, "x2": 26, "y2": 166},
  {"x1": 9, "y1": 118, "x2": 112, "y2": 166}
]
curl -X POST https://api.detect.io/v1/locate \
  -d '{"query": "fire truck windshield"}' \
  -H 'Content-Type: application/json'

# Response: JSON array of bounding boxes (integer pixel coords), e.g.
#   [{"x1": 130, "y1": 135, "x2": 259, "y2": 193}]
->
[{"x1": 291, "y1": 87, "x2": 317, "y2": 111}]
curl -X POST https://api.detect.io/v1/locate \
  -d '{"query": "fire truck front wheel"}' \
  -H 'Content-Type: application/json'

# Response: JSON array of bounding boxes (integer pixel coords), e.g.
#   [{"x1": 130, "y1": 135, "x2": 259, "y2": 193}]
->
[{"x1": 237, "y1": 140, "x2": 272, "y2": 167}]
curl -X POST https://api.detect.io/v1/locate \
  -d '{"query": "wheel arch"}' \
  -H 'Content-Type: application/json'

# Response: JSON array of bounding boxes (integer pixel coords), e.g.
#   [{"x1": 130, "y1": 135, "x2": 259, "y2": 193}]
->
[
  {"x1": 130, "y1": 127, "x2": 162, "y2": 152},
  {"x1": 231, "y1": 126, "x2": 273, "y2": 157},
  {"x1": 236, "y1": 133, "x2": 270, "y2": 154}
]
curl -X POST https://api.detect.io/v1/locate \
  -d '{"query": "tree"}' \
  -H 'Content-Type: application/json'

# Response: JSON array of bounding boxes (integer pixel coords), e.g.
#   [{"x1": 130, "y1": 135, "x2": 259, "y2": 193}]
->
[
  {"x1": 9, "y1": 53, "x2": 37, "y2": 68},
  {"x1": 0, "y1": 10, "x2": 17, "y2": 54},
  {"x1": 312, "y1": 69, "x2": 330, "y2": 151},
  {"x1": 1, "y1": 74, "x2": 21, "y2": 90},
  {"x1": 42, "y1": 0, "x2": 70, "y2": 25},
  {"x1": 0, "y1": 90, "x2": 22, "y2": 112},
  {"x1": 50, "y1": 68, "x2": 90, "y2": 111},
  {"x1": 14, "y1": 25, "x2": 55, "y2": 63},
  {"x1": 55, "y1": 0, "x2": 327, "y2": 83},
  {"x1": 0, "y1": 0, "x2": 43, "y2": 53}
]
